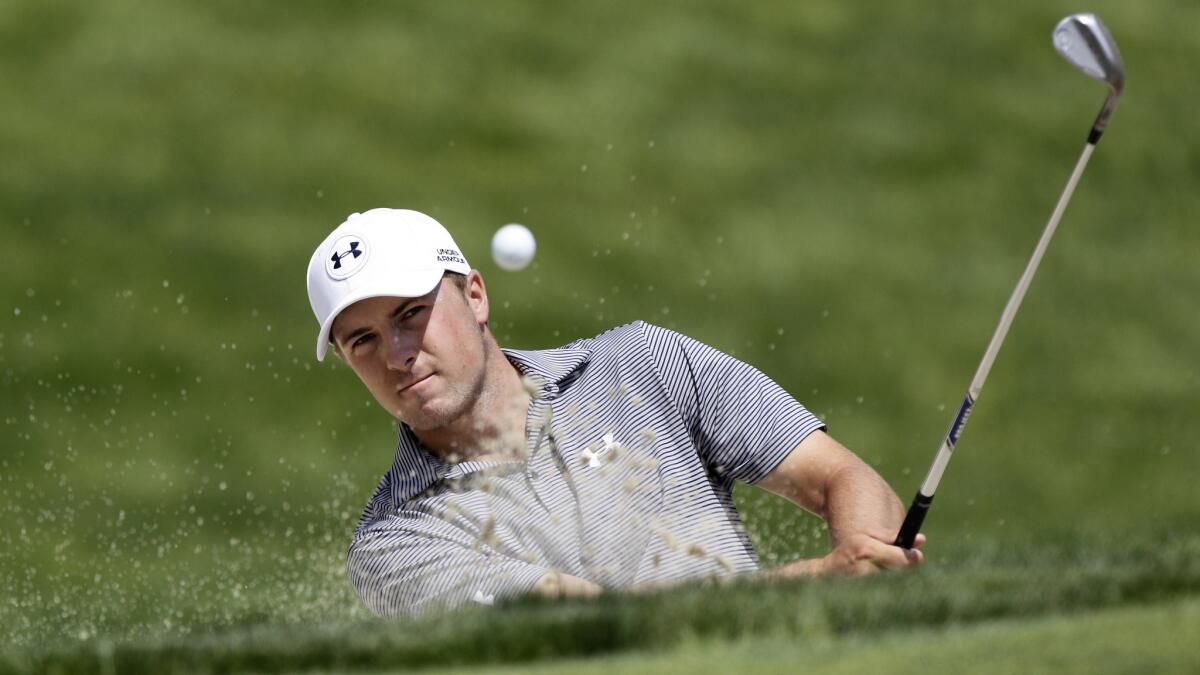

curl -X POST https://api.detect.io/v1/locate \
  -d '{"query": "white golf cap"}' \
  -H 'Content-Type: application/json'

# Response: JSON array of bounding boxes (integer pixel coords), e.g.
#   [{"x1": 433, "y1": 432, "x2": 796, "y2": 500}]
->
[{"x1": 306, "y1": 208, "x2": 470, "y2": 361}]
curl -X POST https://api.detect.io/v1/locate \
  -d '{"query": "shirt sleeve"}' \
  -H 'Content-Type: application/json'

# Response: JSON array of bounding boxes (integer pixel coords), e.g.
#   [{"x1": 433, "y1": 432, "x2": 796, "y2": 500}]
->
[
  {"x1": 347, "y1": 507, "x2": 550, "y2": 618},
  {"x1": 640, "y1": 322, "x2": 826, "y2": 484}
]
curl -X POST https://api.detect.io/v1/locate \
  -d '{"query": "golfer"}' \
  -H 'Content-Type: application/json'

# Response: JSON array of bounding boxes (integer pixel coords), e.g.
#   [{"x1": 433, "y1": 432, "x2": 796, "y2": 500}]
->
[{"x1": 306, "y1": 208, "x2": 923, "y2": 617}]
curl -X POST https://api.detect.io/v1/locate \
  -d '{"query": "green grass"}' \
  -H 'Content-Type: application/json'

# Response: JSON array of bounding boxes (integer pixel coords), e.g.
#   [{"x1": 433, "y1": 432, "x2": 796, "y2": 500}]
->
[
  {"x1": 5, "y1": 534, "x2": 1199, "y2": 674},
  {"x1": 423, "y1": 598, "x2": 1200, "y2": 675},
  {"x1": 2, "y1": 0, "x2": 1199, "y2": 670}
]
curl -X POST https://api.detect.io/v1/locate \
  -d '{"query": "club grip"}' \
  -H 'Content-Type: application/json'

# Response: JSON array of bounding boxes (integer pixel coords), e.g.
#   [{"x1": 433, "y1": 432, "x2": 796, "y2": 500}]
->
[{"x1": 894, "y1": 492, "x2": 933, "y2": 549}]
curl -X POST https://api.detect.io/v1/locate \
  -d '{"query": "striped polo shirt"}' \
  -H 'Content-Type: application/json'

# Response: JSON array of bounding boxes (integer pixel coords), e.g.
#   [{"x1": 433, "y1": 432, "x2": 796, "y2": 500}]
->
[{"x1": 347, "y1": 321, "x2": 825, "y2": 617}]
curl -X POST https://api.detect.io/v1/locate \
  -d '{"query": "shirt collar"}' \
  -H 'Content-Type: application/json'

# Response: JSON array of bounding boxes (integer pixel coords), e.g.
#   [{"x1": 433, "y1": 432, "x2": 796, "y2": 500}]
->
[
  {"x1": 385, "y1": 345, "x2": 592, "y2": 505},
  {"x1": 500, "y1": 346, "x2": 592, "y2": 395}
]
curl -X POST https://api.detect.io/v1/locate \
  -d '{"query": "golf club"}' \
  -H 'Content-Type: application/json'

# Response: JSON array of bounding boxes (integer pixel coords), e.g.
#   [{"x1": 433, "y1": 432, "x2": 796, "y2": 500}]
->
[{"x1": 894, "y1": 13, "x2": 1126, "y2": 549}]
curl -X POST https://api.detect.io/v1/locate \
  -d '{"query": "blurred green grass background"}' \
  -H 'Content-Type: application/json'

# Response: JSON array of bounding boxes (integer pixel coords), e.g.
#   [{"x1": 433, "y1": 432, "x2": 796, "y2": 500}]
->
[{"x1": 2, "y1": 0, "x2": 1198, "y2": 669}]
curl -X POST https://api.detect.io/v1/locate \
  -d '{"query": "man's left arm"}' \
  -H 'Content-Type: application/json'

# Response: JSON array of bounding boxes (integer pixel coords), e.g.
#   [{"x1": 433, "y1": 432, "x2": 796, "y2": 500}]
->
[
  {"x1": 756, "y1": 429, "x2": 924, "y2": 577},
  {"x1": 635, "y1": 323, "x2": 923, "y2": 576}
]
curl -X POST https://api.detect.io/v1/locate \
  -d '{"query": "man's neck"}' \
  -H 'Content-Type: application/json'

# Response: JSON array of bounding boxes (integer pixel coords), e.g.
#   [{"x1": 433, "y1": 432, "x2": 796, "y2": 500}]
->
[{"x1": 414, "y1": 342, "x2": 531, "y2": 463}]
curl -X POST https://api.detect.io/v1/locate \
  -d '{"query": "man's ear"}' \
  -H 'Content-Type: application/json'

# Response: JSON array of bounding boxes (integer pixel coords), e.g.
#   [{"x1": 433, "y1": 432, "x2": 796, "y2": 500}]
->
[{"x1": 464, "y1": 270, "x2": 489, "y2": 326}]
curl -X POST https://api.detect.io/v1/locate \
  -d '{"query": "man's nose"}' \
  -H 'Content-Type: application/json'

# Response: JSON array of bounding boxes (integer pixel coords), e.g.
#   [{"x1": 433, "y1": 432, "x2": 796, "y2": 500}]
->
[{"x1": 383, "y1": 331, "x2": 418, "y2": 372}]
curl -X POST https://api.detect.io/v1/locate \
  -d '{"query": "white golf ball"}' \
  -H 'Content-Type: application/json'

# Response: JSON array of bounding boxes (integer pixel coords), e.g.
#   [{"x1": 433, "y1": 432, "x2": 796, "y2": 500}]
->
[{"x1": 491, "y1": 223, "x2": 536, "y2": 271}]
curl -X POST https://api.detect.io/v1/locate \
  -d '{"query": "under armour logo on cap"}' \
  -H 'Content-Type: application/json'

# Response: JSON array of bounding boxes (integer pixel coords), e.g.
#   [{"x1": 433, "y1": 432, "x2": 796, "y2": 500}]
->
[
  {"x1": 326, "y1": 234, "x2": 369, "y2": 280},
  {"x1": 331, "y1": 241, "x2": 361, "y2": 269}
]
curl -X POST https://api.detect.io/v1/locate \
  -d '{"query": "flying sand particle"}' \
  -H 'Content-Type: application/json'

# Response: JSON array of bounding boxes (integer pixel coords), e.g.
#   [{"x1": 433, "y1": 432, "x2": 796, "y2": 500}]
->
[
  {"x1": 520, "y1": 375, "x2": 539, "y2": 398},
  {"x1": 651, "y1": 524, "x2": 677, "y2": 550},
  {"x1": 473, "y1": 517, "x2": 498, "y2": 551}
]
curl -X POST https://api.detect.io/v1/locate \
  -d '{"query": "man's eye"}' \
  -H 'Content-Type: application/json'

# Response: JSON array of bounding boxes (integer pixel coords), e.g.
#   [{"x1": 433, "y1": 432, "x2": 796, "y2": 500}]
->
[
  {"x1": 400, "y1": 306, "x2": 425, "y2": 321},
  {"x1": 352, "y1": 334, "x2": 375, "y2": 349}
]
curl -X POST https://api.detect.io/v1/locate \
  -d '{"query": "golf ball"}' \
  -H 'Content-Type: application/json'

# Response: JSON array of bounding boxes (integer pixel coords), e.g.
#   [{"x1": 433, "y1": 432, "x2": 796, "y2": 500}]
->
[{"x1": 491, "y1": 223, "x2": 536, "y2": 271}]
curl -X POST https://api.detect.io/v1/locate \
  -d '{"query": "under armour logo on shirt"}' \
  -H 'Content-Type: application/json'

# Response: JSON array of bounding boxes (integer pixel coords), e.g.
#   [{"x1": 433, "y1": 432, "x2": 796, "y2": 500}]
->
[
  {"x1": 330, "y1": 241, "x2": 362, "y2": 269},
  {"x1": 472, "y1": 590, "x2": 495, "y2": 606},
  {"x1": 581, "y1": 432, "x2": 619, "y2": 468}
]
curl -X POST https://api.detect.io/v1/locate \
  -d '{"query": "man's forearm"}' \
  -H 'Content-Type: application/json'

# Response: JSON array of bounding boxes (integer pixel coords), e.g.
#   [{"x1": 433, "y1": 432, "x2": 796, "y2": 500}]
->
[
  {"x1": 761, "y1": 461, "x2": 923, "y2": 579},
  {"x1": 821, "y1": 460, "x2": 906, "y2": 547},
  {"x1": 758, "y1": 431, "x2": 923, "y2": 578}
]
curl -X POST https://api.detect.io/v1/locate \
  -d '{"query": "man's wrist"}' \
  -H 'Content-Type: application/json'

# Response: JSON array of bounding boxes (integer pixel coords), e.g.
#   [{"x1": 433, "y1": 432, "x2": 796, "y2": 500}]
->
[
  {"x1": 761, "y1": 556, "x2": 828, "y2": 580},
  {"x1": 533, "y1": 570, "x2": 603, "y2": 598}
]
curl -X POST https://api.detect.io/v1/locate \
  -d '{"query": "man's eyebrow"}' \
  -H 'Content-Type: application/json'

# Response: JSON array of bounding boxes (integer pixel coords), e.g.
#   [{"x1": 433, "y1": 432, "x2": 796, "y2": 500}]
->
[
  {"x1": 335, "y1": 299, "x2": 415, "y2": 346},
  {"x1": 337, "y1": 324, "x2": 371, "y2": 346},
  {"x1": 389, "y1": 299, "x2": 416, "y2": 320}
]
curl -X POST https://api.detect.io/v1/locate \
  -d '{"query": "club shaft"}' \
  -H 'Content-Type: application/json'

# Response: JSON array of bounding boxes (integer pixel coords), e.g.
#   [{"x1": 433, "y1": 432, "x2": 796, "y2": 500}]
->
[{"x1": 894, "y1": 140, "x2": 1097, "y2": 549}]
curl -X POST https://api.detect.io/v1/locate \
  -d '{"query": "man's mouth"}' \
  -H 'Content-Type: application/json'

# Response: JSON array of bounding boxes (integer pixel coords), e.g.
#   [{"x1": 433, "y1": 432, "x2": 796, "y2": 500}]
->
[{"x1": 398, "y1": 373, "x2": 434, "y2": 393}]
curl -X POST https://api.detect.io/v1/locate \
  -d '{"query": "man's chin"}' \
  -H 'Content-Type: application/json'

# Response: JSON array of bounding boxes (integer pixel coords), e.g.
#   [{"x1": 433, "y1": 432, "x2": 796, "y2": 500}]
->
[{"x1": 394, "y1": 399, "x2": 459, "y2": 432}]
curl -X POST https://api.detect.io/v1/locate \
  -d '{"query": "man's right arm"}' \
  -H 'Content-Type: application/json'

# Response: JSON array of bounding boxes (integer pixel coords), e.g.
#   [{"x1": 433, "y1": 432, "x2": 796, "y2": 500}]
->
[
  {"x1": 349, "y1": 511, "x2": 584, "y2": 616},
  {"x1": 532, "y1": 571, "x2": 603, "y2": 598}
]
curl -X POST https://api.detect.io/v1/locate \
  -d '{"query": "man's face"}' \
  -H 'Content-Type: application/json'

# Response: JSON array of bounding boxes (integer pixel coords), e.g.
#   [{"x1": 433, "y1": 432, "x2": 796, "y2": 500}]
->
[{"x1": 330, "y1": 274, "x2": 490, "y2": 432}]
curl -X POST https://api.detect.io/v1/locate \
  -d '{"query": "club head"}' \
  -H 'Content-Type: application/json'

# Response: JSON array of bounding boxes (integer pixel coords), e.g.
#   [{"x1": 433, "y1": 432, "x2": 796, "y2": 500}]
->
[{"x1": 1053, "y1": 13, "x2": 1125, "y2": 96}]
